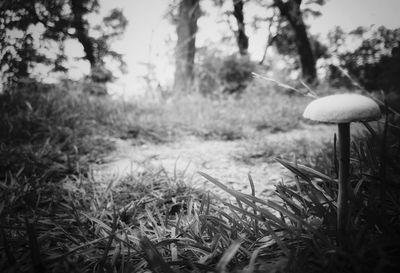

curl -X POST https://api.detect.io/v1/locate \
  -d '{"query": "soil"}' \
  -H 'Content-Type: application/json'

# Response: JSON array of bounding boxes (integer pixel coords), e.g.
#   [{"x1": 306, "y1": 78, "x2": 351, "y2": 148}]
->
[{"x1": 93, "y1": 123, "x2": 339, "y2": 198}]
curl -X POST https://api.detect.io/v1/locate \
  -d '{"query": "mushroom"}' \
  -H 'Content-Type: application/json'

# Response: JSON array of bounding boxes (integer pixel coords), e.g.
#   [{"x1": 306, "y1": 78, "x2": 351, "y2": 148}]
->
[{"x1": 303, "y1": 93, "x2": 381, "y2": 245}]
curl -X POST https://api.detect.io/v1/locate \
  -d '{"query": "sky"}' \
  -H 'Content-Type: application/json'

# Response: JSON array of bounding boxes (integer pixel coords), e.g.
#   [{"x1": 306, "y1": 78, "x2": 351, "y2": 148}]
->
[
  {"x1": 311, "y1": 0, "x2": 400, "y2": 34},
  {"x1": 63, "y1": 0, "x2": 400, "y2": 97}
]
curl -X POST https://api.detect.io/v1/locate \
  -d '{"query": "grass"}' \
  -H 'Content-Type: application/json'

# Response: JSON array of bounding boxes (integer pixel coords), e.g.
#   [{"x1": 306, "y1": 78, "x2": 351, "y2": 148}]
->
[
  {"x1": 1, "y1": 79, "x2": 400, "y2": 272},
  {"x1": 236, "y1": 125, "x2": 335, "y2": 167},
  {"x1": 0, "y1": 81, "x2": 115, "y2": 178},
  {"x1": 115, "y1": 80, "x2": 311, "y2": 142}
]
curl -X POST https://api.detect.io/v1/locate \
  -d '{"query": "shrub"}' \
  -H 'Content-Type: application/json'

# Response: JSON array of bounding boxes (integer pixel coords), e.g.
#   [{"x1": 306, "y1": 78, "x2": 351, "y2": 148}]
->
[
  {"x1": 195, "y1": 50, "x2": 255, "y2": 96},
  {"x1": 0, "y1": 79, "x2": 115, "y2": 179},
  {"x1": 328, "y1": 26, "x2": 400, "y2": 93},
  {"x1": 218, "y1": 54, "x2": 255, "y2": 94}
]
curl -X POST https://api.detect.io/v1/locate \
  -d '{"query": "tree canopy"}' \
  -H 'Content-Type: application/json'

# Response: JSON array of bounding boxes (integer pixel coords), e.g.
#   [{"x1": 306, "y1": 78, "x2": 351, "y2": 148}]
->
[
  {"x1": 327, "y1": 26, "x2": 400, "y2": 92},
  {"x1": 0, "y1": 0, "x2": 127, "y2": 85}
]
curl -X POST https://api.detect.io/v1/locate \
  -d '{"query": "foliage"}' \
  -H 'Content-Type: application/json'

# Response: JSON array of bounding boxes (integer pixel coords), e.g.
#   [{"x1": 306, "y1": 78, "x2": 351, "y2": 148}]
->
[
  {"x1": 1, "y1": 78, "x2": 400, "y2": 272},
  {"x1": 0, "y1": 77, "x2": 308, "y2": 181},
  {"x1": 199, "y1": 113, "x2": 400, "y2": 272},
  {"x1": 2, "y1": 116, "x2": 399, "y2": 272},
  {"x1": 117, "y1": 81, "x2": 308, "y2": 142},
  {"x1": 87, "y1": 8, "x2": 128, "y2": 83},
  {"x1": 0, "y1": 0, "x2": 127, "y2": 85},
  {"x1": 190, "y1": 0, "x2": 327, "y2": 88},
  {"x1": 269, "y1": 0, "x2": 325, "y2": 83},
  {"x1": 238, "y1": 125, "x2": 335, "y2": 168},
  {"x1": 218, "y1": 55, "x2": 256, "y2": 94},
  {"x1": 271, "y1": 22, "x2": 327, "y2": 62},
  {"x1": 0, "y1": 79, "x2": 121, "y2": 179},
  {"x1": 195, "y1": 51, "x2": 256, "y2": 96},
  {"x1": 327, "y1": 26, "x2": 400, "y2": 93}
]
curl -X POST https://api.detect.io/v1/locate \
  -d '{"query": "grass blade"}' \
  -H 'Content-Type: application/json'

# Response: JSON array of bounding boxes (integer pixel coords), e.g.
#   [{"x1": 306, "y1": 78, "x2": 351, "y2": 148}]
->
[
  {"x1": 1, "y1": 228, "x2": 16, "y2": 266},
  {"x1": 139, "y1": 235, "x2": 176, "y2": 273},
  {"x1": 25, "y1": 219, "x2": 45, "y2": 273},
  {"x1": 216, "y1": 240, "x2": 242, "y2": 273}
]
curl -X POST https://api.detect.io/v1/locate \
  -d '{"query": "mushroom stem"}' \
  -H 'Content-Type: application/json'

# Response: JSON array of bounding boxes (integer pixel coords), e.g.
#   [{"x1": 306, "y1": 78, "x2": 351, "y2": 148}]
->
[
  {"x1": 302, "y1": 93, "x2": 381, "y2": 247},
  {"x1": 337, "y1": 122, "x2": 351, "y2": 245}
]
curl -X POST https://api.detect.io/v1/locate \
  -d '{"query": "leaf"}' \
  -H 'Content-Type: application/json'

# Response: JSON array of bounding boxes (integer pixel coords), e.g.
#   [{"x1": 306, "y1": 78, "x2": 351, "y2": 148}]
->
[
  {"x1": 266, "y1": 201, "x2": 330, "y2": 245},
  {"x1": 275, "y1": 191, "x2": 304, "y2": 216},
  {"x1": 43, "y1": 236, "x2": 110, "y2": 263},
  {"x1": 139, "y1": 236, "x2": 176, "y2": 273},
  {"x1": 265, "y1": 221, "x2": 289, "y2": 256},
  {"x1": 1, "y1": 228, "x2": 16, "y2": 266},
  {"x1": 82, "y1": 213, "x2": 112, "y2": 233},
  {"x1": 276, "y1": 157, "x2": 336, "y2": 184},
  {"x1": 199, "y1": 172, "x2": 287, "y2": 228},
  {"x1": 245, "y1": 247, "x2": 262, "y2": 273},
  {"x1": 25, "y1": 219, "x2": 45, "y2": 273},
  {"x1": 275, "y1": 158, "x2": 311, "y2": 182},
  {"x1": 216, "y1": 240, "x2": 242, "y2": 273}
]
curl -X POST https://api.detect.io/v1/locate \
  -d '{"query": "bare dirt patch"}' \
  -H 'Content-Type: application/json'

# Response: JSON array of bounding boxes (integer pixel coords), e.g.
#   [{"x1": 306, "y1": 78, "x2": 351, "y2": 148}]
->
[{"x1": 93, "y1": 123, "x2": 337, "y2": 197}]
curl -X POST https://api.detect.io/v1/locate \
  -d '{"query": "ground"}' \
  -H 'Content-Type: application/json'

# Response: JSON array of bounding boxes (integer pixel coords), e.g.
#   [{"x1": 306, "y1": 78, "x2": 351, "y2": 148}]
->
[{"x1": 93, "y1": 122, "x2": 337, "y2": 198}]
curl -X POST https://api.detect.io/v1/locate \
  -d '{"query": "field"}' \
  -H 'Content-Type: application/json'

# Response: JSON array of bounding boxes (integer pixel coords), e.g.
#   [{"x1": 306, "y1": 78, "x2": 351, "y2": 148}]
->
[{"x1": 1, "y1": 79, "x2": 400, "y2": 273}]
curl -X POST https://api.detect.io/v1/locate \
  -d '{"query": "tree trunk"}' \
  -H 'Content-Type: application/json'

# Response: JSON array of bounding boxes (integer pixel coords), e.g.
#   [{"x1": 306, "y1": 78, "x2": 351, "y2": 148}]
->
[
  {"x1": 232, "y1": 0, "x2": 249, "y2": 56},
  {"x1": 273, "y1": 0, "x2": 317, "y2": 84},
  {"x1": 70, "y1": 0, "x2": 96, "y2": 69},
  {"x1": 173, "y1": 0, "x2": 200, "y2": 93}
]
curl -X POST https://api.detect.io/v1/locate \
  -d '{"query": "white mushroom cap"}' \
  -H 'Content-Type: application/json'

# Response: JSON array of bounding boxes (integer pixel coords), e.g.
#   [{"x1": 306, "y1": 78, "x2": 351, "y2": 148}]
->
[{"x1": 303, "y1": 93, "x2": 381, "y2": 123}]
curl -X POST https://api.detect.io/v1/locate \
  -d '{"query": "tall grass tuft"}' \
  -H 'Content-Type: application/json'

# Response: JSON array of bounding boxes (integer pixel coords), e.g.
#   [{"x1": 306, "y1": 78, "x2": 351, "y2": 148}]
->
[
  {"x1": 0, "y1": 80, "x2": 119, "y2": 179},
  {"x1": 199, "y1": 113, "x2": 400, "y2": 272}
]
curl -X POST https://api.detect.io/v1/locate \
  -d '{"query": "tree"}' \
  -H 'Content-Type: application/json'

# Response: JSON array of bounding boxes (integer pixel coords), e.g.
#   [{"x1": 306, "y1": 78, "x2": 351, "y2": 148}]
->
[
  {"x1": 173, "y1": 0, "x2": 201, "y2": 92},
  {"x1": 70, "y1": 0, "x2": 97, "y2": 69},
  {"x1": 272, "y1": 0, "x2": 317, "y2": 83},
  {"x1": 328, "y1": 26, "x2": 400, "y2": 92},
  {"x1": 0, "y1": 0, "x2": 127, "y2": 86},
  {"x1": 210, "y1": 0, "x2": 249, "y2": 56},
  {"x1": 90, "y1": 8, "x2": 128, "y2": 83},
  {"x1": 232, "y1": 0, "x2": 249, "y2": 56}
]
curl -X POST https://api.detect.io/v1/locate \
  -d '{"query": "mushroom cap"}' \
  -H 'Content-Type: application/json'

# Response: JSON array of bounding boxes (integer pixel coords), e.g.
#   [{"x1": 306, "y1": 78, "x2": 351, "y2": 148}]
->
[{"x1": 303, "y1": 93, "x2": 381, "y2": 123}]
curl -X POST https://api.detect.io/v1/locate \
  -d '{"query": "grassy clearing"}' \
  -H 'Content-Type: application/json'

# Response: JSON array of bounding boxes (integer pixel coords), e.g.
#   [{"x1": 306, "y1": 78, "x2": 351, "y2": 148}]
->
[
  {"x1": 1, "y1": 80, "x2": 400, "y2": 272},
  {"x1": 236, "y1": 125, "x2": 335, "y2": 167},
  {"x1": 117, "y1": 81, "x2": 311, "y2": 142},
  {"x1": 0, "y1": 81, "x2": 117, "y2": 179}
]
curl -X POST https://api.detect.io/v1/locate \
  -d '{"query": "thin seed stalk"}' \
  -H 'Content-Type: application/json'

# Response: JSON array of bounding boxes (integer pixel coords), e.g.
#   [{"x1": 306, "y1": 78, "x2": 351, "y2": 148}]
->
[{"x1": 338, "y1": 122, "x2": 351, "y2": 246}]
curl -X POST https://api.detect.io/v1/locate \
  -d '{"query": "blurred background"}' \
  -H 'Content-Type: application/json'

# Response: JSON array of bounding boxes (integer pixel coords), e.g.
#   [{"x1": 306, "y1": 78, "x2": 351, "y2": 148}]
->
[{"x1": 2, "y1": 0, "x2": 400, "y2": 98}]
